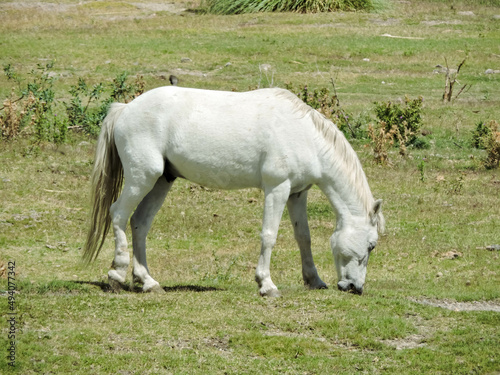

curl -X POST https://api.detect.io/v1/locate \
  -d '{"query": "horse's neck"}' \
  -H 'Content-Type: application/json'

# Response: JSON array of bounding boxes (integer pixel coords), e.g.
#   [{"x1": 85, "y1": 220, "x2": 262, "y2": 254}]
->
[
  {"x1": 308, "y1": 112, "x2": 373, "y2": 224},
  {"x1": 318, "y1": 160, "x2": 374, "y2": 227}
]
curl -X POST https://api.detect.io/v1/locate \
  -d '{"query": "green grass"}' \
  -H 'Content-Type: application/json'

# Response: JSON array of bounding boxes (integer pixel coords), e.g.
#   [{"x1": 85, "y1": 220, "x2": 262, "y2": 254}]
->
[{"x1": 1, "y1": 0, "x2": 500, "y2": 373}]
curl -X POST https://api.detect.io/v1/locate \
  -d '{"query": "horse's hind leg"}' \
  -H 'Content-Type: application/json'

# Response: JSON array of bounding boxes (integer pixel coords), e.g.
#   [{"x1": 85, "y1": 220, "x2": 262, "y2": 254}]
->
[
  {"x1": 287, "y1": 191, "x2": 327, "y2": 290},
  {"x1": 108, "y1": 159, "x2": 164, "y2": 292},
  {"x1": 131, "y1": 176, "x2": 174, "y2": 293}
]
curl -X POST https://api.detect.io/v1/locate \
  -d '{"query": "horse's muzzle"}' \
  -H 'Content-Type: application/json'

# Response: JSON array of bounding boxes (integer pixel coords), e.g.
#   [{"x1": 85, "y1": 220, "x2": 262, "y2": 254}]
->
[{"x1": 337, "y1": 281, "x2": 363, "y2": 295}]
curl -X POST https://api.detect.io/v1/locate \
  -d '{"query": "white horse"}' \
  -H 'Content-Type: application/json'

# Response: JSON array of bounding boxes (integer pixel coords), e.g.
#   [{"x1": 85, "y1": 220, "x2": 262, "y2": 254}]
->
[{"x1": 84, "y1": 86, "x2": 384, "y2": 296}]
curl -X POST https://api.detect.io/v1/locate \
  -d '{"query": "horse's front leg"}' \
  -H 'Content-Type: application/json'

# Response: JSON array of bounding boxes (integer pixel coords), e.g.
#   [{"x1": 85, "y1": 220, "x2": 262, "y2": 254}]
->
[
  {"x1": 131, "y1": 177, "x2": 173, "y2": 293},
  {"x1": 287, "y1": 191, "x2": 327, "y2": 290},
  {"x1": 255, "y1": 181, "x2": 291, "y2": 297}
]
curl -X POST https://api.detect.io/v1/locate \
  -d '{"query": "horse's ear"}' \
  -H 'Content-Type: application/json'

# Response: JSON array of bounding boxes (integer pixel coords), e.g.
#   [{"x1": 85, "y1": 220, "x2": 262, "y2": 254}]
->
[
  {"x1": 372, "y1": 199, "x2": 383, "y2": 215},
  {"x1": 370, "y1": 199, "x2": 385, "y2": 232},
  {"x1": 370, "y1": 199, "x2": 383, "y2": 223}
]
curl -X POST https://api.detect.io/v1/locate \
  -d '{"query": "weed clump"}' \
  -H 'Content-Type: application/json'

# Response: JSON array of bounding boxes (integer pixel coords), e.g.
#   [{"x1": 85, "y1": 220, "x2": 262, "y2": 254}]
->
[
  {"x1": 373, "y1": 96, "x2": 425, "y2": 148},
  {"x1": 472, "y1": 120, "x2": 500, "y2": 169}
]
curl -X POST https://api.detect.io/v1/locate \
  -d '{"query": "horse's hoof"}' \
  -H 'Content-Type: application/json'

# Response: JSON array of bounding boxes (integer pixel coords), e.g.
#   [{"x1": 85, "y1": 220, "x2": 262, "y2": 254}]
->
[
  {"x1": 108, "y1": 278, "x2": 125, "y2": 293},
  {"x1": 307, "y1": 282, "x2": 328, "y2": 290}
]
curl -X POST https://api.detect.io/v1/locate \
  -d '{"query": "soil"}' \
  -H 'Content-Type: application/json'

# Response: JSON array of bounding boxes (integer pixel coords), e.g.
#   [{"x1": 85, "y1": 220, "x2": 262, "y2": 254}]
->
[
  {"x1": 0, "y1": 1, "x2": 187, "y2": 14},
  {"x1": 410, "y1": 297, "x2": 500, "y2": 313}
]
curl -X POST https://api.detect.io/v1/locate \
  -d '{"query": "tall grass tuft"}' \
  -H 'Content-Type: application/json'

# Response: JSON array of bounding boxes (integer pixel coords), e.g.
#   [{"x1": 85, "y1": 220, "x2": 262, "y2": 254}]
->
[{"x1": 204, "y1": 0, "x2": 379, "y2": 14}]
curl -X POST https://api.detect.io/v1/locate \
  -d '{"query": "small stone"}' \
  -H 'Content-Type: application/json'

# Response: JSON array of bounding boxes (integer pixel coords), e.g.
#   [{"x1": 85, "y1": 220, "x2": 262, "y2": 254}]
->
[
  {"x1": 436, "y1": 272, "x2": 443, "y2": 278},
  {"x1": 181, "y1": 57, "x2": 192, "y2": 63}
]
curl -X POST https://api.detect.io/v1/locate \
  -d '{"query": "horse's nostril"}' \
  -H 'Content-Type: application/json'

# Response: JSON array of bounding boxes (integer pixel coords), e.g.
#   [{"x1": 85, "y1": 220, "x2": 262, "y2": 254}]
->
[{"x1": 350, "y1": 284, "x2": 363, "y2": 295}]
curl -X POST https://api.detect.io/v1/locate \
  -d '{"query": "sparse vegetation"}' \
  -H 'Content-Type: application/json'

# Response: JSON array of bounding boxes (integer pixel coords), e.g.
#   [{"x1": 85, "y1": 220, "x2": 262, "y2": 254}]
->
[{"x1": 471, "y1": 120, "x2": 500, "y2": 169}]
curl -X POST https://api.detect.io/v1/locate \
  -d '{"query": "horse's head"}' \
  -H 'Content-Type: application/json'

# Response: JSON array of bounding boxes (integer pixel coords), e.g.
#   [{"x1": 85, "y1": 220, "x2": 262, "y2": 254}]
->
[{"x1": 330, "y1": 199, "x2": 384, "y2": 295}]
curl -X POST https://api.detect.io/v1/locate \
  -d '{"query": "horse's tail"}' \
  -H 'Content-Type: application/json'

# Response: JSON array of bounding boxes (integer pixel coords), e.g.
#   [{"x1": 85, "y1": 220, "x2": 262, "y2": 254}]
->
[{"x1": 83, "y1": 103, "x2": 127, "y2": 263}]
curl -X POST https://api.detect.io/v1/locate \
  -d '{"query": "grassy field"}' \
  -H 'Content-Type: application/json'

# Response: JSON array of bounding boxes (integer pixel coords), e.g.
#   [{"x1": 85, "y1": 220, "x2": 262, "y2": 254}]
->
[{"x1": 1, "y1": 0, "x2": 500, "y2": 373}]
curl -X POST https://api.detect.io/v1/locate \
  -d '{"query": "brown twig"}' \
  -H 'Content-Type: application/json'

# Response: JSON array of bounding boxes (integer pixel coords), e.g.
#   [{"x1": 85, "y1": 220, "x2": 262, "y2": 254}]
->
[{"x1": 0, "y1": 94, "x2": 25, "y2": 111}]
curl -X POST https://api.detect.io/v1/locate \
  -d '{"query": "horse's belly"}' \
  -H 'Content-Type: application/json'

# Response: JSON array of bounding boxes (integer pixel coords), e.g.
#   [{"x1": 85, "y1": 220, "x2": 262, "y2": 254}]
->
[{"x1": 168, "y1": 148, "x2": 262, "y2": 190}]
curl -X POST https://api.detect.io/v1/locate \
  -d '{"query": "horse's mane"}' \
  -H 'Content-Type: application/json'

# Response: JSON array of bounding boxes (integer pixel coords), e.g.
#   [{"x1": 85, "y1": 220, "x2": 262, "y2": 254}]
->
[{"x1": 277, "y1": 89, "x2": 377, "y2": 221}]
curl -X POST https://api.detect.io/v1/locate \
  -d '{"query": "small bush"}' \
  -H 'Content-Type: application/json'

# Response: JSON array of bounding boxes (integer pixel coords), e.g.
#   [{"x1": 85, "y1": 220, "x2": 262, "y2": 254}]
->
[
  {"x1": 65, "y1": 78, "x2": 109, "y2": 136},
  {"x1": 368, "y1": 122, "x2": 396, "y2": 164},
  {"x1": 373, "y1": 96, "x2": 424, "y2": 147},
  {"x1": 471, "y1": 120, "x2": 492, "y2": 149},
  {"x1": 480, "y1": 121, "x2": 500, "y2": 169},
  {"x1": 1, "y1": 62, "x2": 67, "y2": 143},
  {"x1": 65, "y1": 73, "x2": 145, "y2": 136}
]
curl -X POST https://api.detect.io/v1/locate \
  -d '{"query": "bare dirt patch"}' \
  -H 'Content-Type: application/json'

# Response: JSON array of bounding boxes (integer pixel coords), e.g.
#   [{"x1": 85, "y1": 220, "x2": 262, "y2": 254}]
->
[
  {"x1": 410, "y1": 297, "x2": 500, "y2": 312},
  {"x1": 0, "y1": 1, "x2": 187, "y2": 14},
  {"x1": 383, "y1": 334, "x2": 427, "y2": 350}
]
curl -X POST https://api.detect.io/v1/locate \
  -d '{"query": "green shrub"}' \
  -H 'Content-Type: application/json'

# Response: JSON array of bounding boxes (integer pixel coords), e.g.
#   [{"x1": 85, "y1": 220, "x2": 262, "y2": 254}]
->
[
  {"x1": 373, "y1": 96, "x2": 424, "y2": 146},
  {"x1": 1, "y1": 62, "x2": 67, "y2": 143},
  {"x1": 471, "y1": 120, "x2": 492, "y2": 149},
  {"x1": 480, "y1": 121, "x2": 500, "y2": 169},
  {"x1": 65, "y1": 73, "x2": 145, "y2": 136},
  {"x1": 65, "y1": 78, "x2": 109, "y2": 137}
]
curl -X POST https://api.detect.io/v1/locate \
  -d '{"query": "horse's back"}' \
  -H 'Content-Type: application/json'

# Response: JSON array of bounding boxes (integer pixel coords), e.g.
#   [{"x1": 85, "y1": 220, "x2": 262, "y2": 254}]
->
[{"x1": 114, "y1": 87, "x2": 323, "y2": 190}]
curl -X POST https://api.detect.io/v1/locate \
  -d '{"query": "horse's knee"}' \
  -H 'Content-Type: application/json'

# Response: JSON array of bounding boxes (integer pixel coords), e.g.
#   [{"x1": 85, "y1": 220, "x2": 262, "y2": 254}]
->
[{"x1": 260, "y1": 231, "x2": 277, "y2": 249}]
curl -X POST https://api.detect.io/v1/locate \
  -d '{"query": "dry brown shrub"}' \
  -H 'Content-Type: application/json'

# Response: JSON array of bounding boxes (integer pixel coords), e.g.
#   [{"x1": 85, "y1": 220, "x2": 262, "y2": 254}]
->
[
  {"x1": 368, "y1": 122, "x2": 397, "y2": 164},
  {"x1": 0, "y1": 91, "x2": 36, "y2": 140}
]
